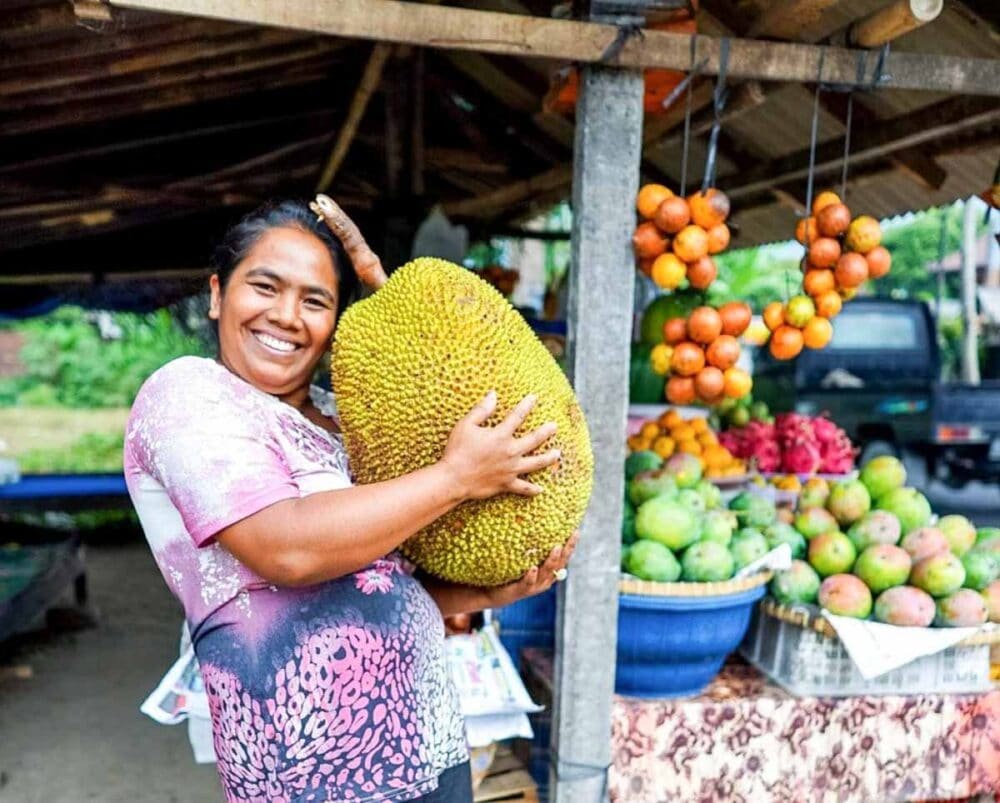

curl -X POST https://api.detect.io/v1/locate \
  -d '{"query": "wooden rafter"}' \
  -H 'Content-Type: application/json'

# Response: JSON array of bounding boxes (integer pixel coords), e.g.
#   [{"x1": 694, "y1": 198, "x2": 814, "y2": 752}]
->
[
  {"x1": 720, "y1": 96, "x2": 1000, "y2": 200},
  {"x1": 0, "y1": 27, "x2": 312, "y2": 98},
  {"x1": 0, "y1": 58, "x2": 338, "y2": 135},
  {"x1": 849, "y1": 0, "x2": 944, "y2": 48},
  {"x1": 0, "y1": 37, "x2": 345, "y2": 111},
  {"x1": 315, "y1": 42, "x2": 393, "y2": 192},
  {"x1": 106, "y1": 0, "x2": 1000, "y2": 95}
]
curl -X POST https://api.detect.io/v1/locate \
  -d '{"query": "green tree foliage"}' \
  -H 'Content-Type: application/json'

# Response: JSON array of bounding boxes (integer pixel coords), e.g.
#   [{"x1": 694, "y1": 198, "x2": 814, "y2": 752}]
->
[
  {"x1": 0, "y1": 306, "x2": 210, "y2": 408},
  {"x1": 711, "y1": 247, "x2": 801, "y2": 312},
  {"x1": 877, "y1": 204, "x2": 965, "y2": 301}
]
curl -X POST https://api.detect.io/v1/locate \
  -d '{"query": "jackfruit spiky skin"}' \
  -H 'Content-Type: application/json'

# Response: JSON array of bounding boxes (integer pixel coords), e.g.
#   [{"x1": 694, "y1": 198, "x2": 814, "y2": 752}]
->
[{"x1": 332, "y1": 257, "x2": 594, "y2": 587}]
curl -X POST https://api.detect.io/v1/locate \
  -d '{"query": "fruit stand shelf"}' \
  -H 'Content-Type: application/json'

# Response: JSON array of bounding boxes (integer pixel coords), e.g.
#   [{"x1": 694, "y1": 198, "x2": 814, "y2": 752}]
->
[{"x1": 520, "y1": 647, "x2": 1000, "y2": 803}]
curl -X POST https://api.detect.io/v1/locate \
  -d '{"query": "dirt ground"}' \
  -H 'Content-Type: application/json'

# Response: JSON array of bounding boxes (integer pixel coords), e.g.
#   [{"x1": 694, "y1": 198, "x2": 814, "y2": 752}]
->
[{"x1": 0, "y1": 536, "x2": 223, "y2": 803}]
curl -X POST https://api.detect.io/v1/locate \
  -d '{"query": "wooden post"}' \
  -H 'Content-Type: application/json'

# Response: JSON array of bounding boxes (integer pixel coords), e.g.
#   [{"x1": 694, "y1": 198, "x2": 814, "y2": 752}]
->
[
  {"x1": 849, "y1": 0, "x2": 943, "y2": 48},
  {"x1": 553, "y1": 63, "x2": 643, "y2": 802},
  {"x1": 961, "y1": 198, "x2": 981, "y2": 384}
]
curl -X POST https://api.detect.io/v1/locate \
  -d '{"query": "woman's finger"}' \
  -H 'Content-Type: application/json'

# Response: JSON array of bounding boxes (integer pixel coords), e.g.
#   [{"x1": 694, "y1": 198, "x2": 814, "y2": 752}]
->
[
  {"x1": 513, "y1": 421, "x2": 558, "y2": 455},
  {"x1": 516, "y1": 449, "x2": 561, "y2": 475},
  {"x1": 462, "y1": 391, "x2": 497, "y2": 427},
  {"x1": 497, "y1": 394, "x2": 537, "y2": 436},
  {"x1": 508, "y1": 479, "x2": 544, "y2": 497}
]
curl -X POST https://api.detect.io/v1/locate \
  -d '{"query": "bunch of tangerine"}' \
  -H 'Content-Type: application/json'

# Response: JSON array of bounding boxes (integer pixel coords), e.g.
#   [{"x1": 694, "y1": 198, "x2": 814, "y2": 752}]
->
[
  {"x1": 626, "y1": 409, "x2": 746, "y2": 477},
  {"x1": 765, "y1": 191, "x2": 893, "y2": 361},
  {"x1": 633, "y1": 183, "x2": 731, "y2": 292}
]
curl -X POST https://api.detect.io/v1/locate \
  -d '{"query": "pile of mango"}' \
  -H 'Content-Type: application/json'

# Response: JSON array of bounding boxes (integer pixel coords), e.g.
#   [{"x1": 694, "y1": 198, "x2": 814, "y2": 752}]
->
[
  {"x1": 768, "y1": 456, "x2": 1000, "y2": 627},
  {"x1": 626, "y1": 409, "x2": 746, "y2": 479}
]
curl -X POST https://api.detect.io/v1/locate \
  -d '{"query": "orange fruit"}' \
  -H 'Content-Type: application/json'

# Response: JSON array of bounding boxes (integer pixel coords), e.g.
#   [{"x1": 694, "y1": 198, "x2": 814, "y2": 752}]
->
[
  {"x1": 785, "y1": 294, "x2": 816, "y2": 329},
  {"x1": 687, "y1": 306, "x2": 723, "y2": 345},
  {"x1": 817, "y1": 203, "x2": 851, "y2": 238},
  {"x1": 694, "y1": 366, "x2": 725, "y2": 402},
  {"x1": 637, "y1": 183, "x2": 673, "y2": 220},
  {"x1": 666, "y1": 375, "x2": 696, "y2": 405},
  {"x1": 840, "y1": 286, "x2": 859, "y2": 301},
  {"x1": 686, "y1": 256, "x2": 717, "y2": 290},
  {"x1": 763, "y1": 301, "x2": 785, "y2": 332},
  {"x1": 769, "y1": 325, "x2": 804, "y2": 361},
  {"x1": 652, "y1": 435, "x2": 676, "y2": 459},
  {"x1": 723, "y1": 366, "x2": 753, "y2": 399},
  {"x1": 653, "y1": 196, "x2": 691, "y2": 234},
  {"x1": 637, "y1": 257, "x2": 654, "y2": 277},
  {"x1": 812, "y1": 190, "x2": 841, "y2": 216},
  {"x1": 633, "y1": 221, "x2": 668, "y2": 259},
  {"x1": 649, "y1": 343, "x2": 673, "y2": 375},
  {"x1": 671, "y1": 341, "x2": 706, "y2": 377},
  {"x1": 705, "y1": 334, "x2": 740, "y2": 370},
  {"x1": 718, "y1": 301, "x2": 752, "y2": 337},
  {"x1": 866, "y1": 246, "x2": 892, "y2": 279},
  {"x1": 672, "y1": 225, "x2": 709, "y2": 263},
  {"x1": 803, "y1": 316, "x2": 833, "y2": 349},
  {"x1": 678, "y1": 440, "x2": 703, "y2": 456},
  {"x1": 803, "y1": 268, "x2": 835, "y2": 297},
  {"x1": 672, "y1": 424, "x2": 696, "y2": 442},
  {"x1": 835, "y1": 252, "x2": 869, "y2": 288},
  {"x1": 845, "y1": 215, "x2": 882, "y2": 254},
  {"x1": 814, "y1": 289, "x2": 843, "y2": 319},
  {"x1": 703, "y1": 445, "x2": 731, "y2": 469},
  {"x1": 706, "y1": 223, "x2": 730, "y2": 255},
  {"x1": 650, "y1": 253, "x2": 686, "y2": 290},
  {"x1": 640, "y1": 421, "x2": 660, "y2": 440},
  {"x1": 808, "y1": 237, "x2": 842, "y2": 269},
  {"x1": 795, "y1": 216, "x2": 819, "y2": 246},
  {"x1": 661, "y1": 409, "x2": 682, "y2": 429},
  {"x1": 663, "y1": 317, "x2": 688, "y2": 345},
  {"x1": 690, "y1": 417, "x2": 708, "y2": 434},
  {"x1": 688, "y1": 188, "x2": 730, "y2": 229}
]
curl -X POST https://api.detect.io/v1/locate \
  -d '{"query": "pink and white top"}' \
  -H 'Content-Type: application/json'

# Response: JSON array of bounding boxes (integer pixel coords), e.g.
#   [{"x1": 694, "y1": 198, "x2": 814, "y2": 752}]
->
[{"x1": 124, "y1": 356, "x2": 467, "y2": 803}]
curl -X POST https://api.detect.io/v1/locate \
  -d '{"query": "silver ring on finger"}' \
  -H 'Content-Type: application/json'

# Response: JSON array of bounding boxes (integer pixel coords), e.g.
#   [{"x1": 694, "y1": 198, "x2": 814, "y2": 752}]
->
[{"x1": 553, "y1": 568, "x2": 568, "y2": 583}]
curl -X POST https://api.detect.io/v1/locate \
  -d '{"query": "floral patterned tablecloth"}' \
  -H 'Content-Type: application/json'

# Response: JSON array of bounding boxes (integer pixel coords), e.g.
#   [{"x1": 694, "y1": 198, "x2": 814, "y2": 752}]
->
[{"x1": 521, "y1": 650, "x2": 1000, "y2": 803}]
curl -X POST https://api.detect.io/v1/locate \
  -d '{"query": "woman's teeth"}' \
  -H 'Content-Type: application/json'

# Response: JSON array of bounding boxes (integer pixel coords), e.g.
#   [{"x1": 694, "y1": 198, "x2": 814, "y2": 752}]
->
[{"x1": 253, "y1": 332, "x2": 298, "y2": 353}]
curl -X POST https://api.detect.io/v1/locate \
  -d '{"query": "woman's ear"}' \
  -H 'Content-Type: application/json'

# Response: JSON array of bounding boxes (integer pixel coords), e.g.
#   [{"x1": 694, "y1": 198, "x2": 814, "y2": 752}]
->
[{"x1": 208, "y1": 274, "x2": 222, "y2": 321}]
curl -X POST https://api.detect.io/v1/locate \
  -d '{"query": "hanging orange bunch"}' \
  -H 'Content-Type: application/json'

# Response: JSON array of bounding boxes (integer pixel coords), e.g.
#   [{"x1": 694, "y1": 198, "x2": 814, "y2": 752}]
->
[{"x1": 634, "y1": 183, "x2": 752, "y2": 406}]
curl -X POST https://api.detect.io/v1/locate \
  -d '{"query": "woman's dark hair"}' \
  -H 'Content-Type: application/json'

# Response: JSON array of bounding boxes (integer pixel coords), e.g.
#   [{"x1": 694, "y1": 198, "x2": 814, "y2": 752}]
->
[{"x1": 211, "y1": 200, "x2": 358, "y2": 319}]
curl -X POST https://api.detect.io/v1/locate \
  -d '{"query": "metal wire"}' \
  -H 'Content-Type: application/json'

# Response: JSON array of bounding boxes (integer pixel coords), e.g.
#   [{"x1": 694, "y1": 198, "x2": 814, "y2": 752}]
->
[
  {"x1": 701, "y1": 37, "x2": 731, "y2": 194},
  {"x1": 804, "y1": 48, "x2": 826, "y2": 218},
  {"x1": 679, "y1": 34, "x2": 698, "y2": 197}
]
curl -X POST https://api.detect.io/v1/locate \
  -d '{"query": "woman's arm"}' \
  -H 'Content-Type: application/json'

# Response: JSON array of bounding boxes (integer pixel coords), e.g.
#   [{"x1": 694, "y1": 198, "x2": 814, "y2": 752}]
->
[
  {"x1": 420, "y1": 531, "x2": 579, "y2": 617},
  {"x1": 216, "y1": 392, "x2": 560, "y2": 587}
]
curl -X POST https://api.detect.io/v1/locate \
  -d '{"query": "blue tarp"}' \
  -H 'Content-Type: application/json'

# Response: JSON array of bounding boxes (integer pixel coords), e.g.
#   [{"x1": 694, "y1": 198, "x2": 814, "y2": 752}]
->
[{"x1": 0, "y1": 473, "x2": 128, "y2": 500}]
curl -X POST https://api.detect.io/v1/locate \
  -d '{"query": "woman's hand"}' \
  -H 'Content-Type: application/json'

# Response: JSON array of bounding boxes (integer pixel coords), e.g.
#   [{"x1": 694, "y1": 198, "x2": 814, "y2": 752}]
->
[
  {"x1": 438, "y1": 391, "x2": 560, "y2": 501},
  {"x1": 487, "y1": 530, "x2": 580, "y2": 608},
  {"x1": 310, "y1": 193, "x2": 388, "y2": 291}
]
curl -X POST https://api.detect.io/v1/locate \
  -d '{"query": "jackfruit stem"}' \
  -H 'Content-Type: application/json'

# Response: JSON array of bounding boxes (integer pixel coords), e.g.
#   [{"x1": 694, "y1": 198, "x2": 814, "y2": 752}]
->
[{"x1": 311, "y1": 193, "x2": 388, "y2": 290}]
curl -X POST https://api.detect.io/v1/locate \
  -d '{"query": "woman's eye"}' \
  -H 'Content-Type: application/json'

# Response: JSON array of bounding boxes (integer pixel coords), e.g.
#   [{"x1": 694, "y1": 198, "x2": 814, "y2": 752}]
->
[
  {"x1": 304, "y1": 297, "x2": 332, "y2": 310},
  {"x1": 251, "y1": 282, "x2": 276, "y2": 294}
]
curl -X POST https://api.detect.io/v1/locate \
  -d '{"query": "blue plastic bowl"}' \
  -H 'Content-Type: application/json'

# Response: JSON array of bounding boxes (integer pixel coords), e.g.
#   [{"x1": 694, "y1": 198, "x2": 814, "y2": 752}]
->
[{"x1": 615, "y1": 584, "x2": 766, "y2": 698}]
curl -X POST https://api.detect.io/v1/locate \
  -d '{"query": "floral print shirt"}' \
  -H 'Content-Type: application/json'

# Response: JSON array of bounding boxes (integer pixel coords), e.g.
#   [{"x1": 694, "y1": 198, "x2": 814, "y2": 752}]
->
[{"x1": 124, "y1": 357, "x2": 467, "y2": 802}]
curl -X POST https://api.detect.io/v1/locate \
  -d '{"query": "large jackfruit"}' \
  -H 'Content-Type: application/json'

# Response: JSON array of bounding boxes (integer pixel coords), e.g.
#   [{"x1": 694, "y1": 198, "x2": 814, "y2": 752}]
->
[{"x1": 332, "y1": 257, "x2": 593, "y2": 586}]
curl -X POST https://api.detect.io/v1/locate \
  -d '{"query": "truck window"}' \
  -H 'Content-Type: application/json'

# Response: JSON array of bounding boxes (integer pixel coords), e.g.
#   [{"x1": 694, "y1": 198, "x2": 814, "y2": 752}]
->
[{"x1": 831, "y1": 311, "x2": 918, "y2": 350}]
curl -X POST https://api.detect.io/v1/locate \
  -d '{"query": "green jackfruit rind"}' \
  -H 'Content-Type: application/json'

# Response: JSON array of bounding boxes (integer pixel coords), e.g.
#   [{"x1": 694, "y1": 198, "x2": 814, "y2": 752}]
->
[{"x1": 332, "y1": 257, "x2": 594, "y2": 586}]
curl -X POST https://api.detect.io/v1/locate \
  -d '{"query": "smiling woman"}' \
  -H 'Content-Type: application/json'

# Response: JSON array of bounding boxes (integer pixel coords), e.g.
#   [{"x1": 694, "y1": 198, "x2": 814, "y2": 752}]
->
[{"x1": 123, "y1": 198, "x2": 577, "y2": 803}]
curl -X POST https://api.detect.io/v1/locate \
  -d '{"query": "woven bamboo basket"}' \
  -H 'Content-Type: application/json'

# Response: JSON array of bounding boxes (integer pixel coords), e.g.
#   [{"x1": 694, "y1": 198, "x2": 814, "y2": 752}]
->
[
  {"x1": 760, "y1": 598, "x2": 1000, "y2": 647},
  {"x1": 619, "y1": 570, "x2": 772, "y2": 598}
]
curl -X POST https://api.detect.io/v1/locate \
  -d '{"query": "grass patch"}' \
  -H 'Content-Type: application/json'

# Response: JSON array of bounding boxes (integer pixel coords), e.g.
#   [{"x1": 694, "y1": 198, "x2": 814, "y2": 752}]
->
[{"x1": 0, "y1": 407, "x2": 129, "y2": 473}]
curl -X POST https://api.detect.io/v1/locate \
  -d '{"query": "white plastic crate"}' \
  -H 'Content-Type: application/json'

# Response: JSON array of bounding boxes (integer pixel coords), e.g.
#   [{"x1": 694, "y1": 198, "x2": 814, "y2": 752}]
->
[{"x1": 740, "y1": 604, "x2": 992, "y2": 697}]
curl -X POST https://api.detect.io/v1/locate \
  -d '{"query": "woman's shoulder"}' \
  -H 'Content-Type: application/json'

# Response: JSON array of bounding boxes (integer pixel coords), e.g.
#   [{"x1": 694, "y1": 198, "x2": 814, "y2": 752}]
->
[{"x1": 131, "y1": 356, "x2": 259, "y2": 423}]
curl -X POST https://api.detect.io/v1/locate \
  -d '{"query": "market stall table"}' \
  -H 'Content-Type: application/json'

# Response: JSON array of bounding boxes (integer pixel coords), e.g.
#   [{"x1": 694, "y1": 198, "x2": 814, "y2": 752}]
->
[{"x1": 520, "y1": 648, "x2": 1000, "y2": 802}]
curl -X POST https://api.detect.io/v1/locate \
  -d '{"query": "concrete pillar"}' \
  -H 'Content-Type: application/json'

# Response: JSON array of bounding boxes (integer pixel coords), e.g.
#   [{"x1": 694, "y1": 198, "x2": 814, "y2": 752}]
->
[
  {"x1": 961, "y1": 198, "x2": 981, "y2": 383},
  {"x1": 552, "y1": 64, "x2": 644, "y2": 803}
]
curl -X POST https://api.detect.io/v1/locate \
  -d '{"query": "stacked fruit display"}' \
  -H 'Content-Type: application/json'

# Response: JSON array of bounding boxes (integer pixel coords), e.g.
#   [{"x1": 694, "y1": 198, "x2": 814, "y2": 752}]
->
[
  {"x1": 764, "y1": 191, "x2": 892, "y2": 361},
  {"x1": 626, "y1": 409, "x2": 746, "y2": 478},
  {"x1": 719, "y1": 412, "x2": 856, "y2": 475},
  {"x1": 632, "y1": 184, "x2": 754, "y2": 406},
  {"x1": 622, "y1": 448, "x2": 783, "y2": 583},
  {"x1": 768, "y1": 455, "x2": 1000, "y2": 627}
]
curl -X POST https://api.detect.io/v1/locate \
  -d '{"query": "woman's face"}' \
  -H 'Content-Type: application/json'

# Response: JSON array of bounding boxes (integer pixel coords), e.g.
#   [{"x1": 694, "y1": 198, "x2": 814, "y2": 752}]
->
[{"x1": 209, "y1": 226, "x2": 339, "y2": 399}]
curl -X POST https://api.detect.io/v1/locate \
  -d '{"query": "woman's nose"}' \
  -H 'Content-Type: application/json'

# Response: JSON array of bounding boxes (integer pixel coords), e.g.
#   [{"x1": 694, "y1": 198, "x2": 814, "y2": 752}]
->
[{"x1": 267, "y1": 294, "x2": 300, "y2": 328}]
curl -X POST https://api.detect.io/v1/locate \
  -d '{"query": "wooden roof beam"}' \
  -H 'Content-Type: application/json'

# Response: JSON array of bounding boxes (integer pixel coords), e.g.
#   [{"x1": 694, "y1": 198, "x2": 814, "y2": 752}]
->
[
  {"x1": 0, "y1": 27, "x2": 314, "y2": 98},
  {"x1": 0, "y1": 38, "x2": 345, "y2": 111},
  {"x1": 0, "y1": 19, "x2": 240, "y2": 72},
  {"x1": 848, "y1": 0, "x2": 944, "y2": 48},
  {"x1": 0, "y1": 3, "x2": 78, "y2": 40},
  {"x1": 315, "y1": 43, "x2": 393, "y2": 192},
  {"x1": 721, "y1": 96, "x2": 1000, "y2": 200},
  {"x1": 106, "y1": 0, "x2": 1000, "y2": 96},
  {"x1": 0, "y1": 59, "x2": 338, "y2": 135}
]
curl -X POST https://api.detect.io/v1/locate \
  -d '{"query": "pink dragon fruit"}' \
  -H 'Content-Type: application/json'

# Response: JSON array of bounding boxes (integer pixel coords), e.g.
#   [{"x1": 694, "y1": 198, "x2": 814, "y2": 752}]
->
[{"x1": 781, "y1": 440, "x2": 822, "y2": 474}]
